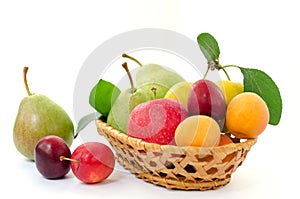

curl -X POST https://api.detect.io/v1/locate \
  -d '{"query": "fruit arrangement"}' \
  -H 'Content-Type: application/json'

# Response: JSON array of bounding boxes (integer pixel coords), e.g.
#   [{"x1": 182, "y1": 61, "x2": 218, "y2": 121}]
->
[
  {"x1": 13, "y1": 67, "x2": 115, "y2": 184},
  {"x1": 93, "y1": 33, "x2": 282, "y2": 190},
  {"x1": 13, "y1": 32, "x2": 282, "y2": 191}
]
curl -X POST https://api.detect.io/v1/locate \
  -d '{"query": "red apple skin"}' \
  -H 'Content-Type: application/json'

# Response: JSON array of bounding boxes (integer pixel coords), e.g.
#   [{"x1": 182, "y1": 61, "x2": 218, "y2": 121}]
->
[
  {"x1": 70, "y1": 142, "x2": 115, "y2": 184},
  {"x1": 188, "y1": 79, "x2": 226, "y2": 120},
  {"x1": 127, "y1": 98, "x2": 189, "y2": 145},
  {"x1": 34, "y1": 135, "x2": 71, "y2": 179}
]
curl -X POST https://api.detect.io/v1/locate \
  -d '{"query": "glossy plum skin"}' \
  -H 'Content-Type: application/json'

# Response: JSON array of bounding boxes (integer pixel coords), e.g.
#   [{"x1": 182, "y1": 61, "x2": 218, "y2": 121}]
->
[
  {"x1": 71, "y1": 142, "x2": 115, "y2": 184},
  {"x1": 188, "y1": 79, "x2": 227, "y2": 120},
  {"x1": 34, "y1": 135, "x2": 71, "y2": 179}
]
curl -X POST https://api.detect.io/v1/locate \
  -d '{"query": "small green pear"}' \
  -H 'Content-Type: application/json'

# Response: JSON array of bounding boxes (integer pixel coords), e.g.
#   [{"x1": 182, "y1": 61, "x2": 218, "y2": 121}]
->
[
  {"x1": 107, "y1": 63, "x2": 151, "y2": 133},
  {"x1": 13, "y1": 67, "x2": 74, "y2": 160},
  {"x1": 122, "y1": 54, "x2": 185, "y2": 99}
]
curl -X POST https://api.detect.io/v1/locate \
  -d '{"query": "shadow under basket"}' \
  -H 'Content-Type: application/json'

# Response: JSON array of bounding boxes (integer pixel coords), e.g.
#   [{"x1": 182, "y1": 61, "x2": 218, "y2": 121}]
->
[{"x1": 96, "y1": 120, "x2": 257, "y2": 191}]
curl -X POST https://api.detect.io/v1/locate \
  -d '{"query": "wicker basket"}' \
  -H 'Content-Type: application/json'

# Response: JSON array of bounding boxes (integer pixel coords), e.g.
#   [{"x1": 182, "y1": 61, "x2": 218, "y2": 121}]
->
[{"x1": 97, "y1": 120, "x2": 257, "y2": 190}]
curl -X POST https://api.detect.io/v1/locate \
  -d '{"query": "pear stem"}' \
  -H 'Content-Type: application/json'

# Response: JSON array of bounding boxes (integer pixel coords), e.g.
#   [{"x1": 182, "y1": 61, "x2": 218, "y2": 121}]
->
[
  {"x1": 151, "y1": 87, "x2": 157, "y2": 99},
  {"x1": 60, "y1": 156, "x2": 79, "y2": 163},
  {"x1": 122, "y1": 62, "x2": 136, "y2": 93},
  {"x1": 122, "y1": 53, "x2": 143, "y2": 67},
  {"x1": 23, "y1": 66, "x2": 32, "y2": 96}
]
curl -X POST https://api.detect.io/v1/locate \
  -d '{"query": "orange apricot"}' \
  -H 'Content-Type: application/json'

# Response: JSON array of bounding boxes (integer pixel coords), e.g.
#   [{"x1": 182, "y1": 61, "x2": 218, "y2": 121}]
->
[
  {"x1": 175, "y1": 115, "x2": 220, "y2": 147},
  {"x1": 226, "y1": 92, "x2": 269, "y2": 138}
]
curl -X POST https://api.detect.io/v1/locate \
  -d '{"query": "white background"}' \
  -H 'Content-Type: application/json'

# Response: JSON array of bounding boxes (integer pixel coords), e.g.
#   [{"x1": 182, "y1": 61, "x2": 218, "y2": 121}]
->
[{"x1": 0, "y1": 0, "x2": 298, "y2": 198}]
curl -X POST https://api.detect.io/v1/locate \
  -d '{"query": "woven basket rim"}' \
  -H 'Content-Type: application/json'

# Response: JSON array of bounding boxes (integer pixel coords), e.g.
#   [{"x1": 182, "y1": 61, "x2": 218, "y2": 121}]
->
[
  {"x1": 97, "y1": 119, "x2": 258, "y2": 190},
  {"x1": 96, "y1": 120, "x2": 257, "y2": 153}
]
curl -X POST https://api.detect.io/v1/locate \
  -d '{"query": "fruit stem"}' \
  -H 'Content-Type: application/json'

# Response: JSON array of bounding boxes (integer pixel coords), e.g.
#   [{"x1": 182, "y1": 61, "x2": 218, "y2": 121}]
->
[
  {"x1": 151, "y1": 87, "x2": 157, "y2": 99},
  {"x1": 203, "y1": 66, "x2": 209, "y2": 79},
  {"x1": 203, "y1": 60, "x2": 232, "y2": 81},
  {"x1": 23, "y1": 66, "x2": 32, "y2": 96},
  {"x1": 60, "y1": 156, "x2": 79, "y2": 163},
  {"x1": 221, "y1": 68, "x2": 231, "y2": 81},
  {"x1": 204, "y1": 60, "x2": 224, "y2": 79},
  {"x1": 122, "y1": 62, "x2": 136, "y2": 93},
  {"x1": 122, "y1": 53, "x2": 143, "y2": 67}
]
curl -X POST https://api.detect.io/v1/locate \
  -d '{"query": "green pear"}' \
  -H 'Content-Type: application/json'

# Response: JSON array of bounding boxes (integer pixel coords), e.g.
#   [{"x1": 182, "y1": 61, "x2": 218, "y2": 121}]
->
[
  {"x1": 136, "y1": 63, "x2": 185, "y2": 99},
  {"x1": 13, "y1": 67, "x2": 74, "y2": 160},
  {"x1": 107, "y1": 88, "x2": 151, "y2": 133},
  {"x1": 107, "y1": 63, "x2": 151, "y2": 133},
  {"x1": 122, "y1": 54, "x2": 185, "y2": 99}
]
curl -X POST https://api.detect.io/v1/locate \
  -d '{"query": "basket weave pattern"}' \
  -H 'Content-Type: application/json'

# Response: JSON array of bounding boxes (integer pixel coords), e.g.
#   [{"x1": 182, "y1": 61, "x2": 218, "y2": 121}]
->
[{"x1": 97, "y1": 120, "x2": 257, "y2": 190}]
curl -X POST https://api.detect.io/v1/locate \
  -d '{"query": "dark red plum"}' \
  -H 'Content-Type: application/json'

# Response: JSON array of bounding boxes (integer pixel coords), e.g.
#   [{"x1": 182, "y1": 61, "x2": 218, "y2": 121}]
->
[
  {"x1": 188, "y1": 79, "x2": 226, "y2": 120},
  {"x1": 34, "y1": 135, "x2": 71, "y2": 179}
]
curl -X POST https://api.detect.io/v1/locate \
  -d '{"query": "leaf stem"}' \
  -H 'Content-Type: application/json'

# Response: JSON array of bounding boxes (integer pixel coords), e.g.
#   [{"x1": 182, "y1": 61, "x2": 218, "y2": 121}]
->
[
  {"x1": 219, "y1": 64, "x2": 243, "y2": 81},
  {"x1": 222, "y1": 64, "x2": 241, "y2": 69},
  {"x1": 221, "y1": 67, "x2": 231, "y2": 81}
]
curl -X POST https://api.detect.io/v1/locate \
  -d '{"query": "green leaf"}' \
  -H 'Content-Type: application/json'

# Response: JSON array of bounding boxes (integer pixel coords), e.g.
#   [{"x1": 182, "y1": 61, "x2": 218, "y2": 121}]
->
[
  {"x1": 89, "y1": 79, "x2": 121, "y2": 117},
  {"x1": 240, "y1": 68, "x2": 282, "y2": 125},
  {"x1": 197, "y1": 33, "x2": 220, "y2": 61},
  {"x1": 74, "y1": 112, "x2": 100, "y2": 139}
]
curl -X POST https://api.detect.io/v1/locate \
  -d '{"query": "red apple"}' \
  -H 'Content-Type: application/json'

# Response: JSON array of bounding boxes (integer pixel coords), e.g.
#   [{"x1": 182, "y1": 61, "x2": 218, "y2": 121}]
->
[
  {"x1": 188, "y1": 79, "x2": 226, "y2": 120},
  {"x1": 70, "y1": 142, "x2": 115, "y2": 184},
  {"x1": 127, "y1": 98, "x2": 189, "y2": 145}
]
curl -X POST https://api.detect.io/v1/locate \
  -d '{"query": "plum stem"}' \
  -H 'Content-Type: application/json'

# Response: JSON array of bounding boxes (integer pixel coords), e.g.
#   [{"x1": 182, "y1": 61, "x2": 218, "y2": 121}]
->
[
  {"x1": 122, "y1": 62, "x2": 136, "y2": 93},
  {"x1": 203, "y1": 60, "x2": 232, "y2": 81},
  {"x1": 122, "y1": 53, "x2": 143, "y2": 67},
  {"x1": 23, "y1": 66, "x2": 32, "y2": 96},
  {"x1": 60, "y1": 156, "x2": 79, "y2": 163},
  {"x1": 203, "y1": 67, "x2": 210, "y2": 79}
]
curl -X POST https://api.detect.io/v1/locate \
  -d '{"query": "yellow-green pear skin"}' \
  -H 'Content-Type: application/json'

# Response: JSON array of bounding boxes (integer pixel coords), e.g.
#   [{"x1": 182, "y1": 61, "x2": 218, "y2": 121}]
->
[
  {"x1": 216, "y1": 80, "x2": 244, "y2": 105},
  {"x1": 164, "y1": 81, "x2": 193, "y2": 107},
  {"x1": 136, "y1": 64, "x2": 185, "y2": 99},
  {"x1": 107, "y1": 88, "x2": 151, "y2": 133},
  {"x1": 13, "y1": 94, "x2": 74, "y2": 160}
]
